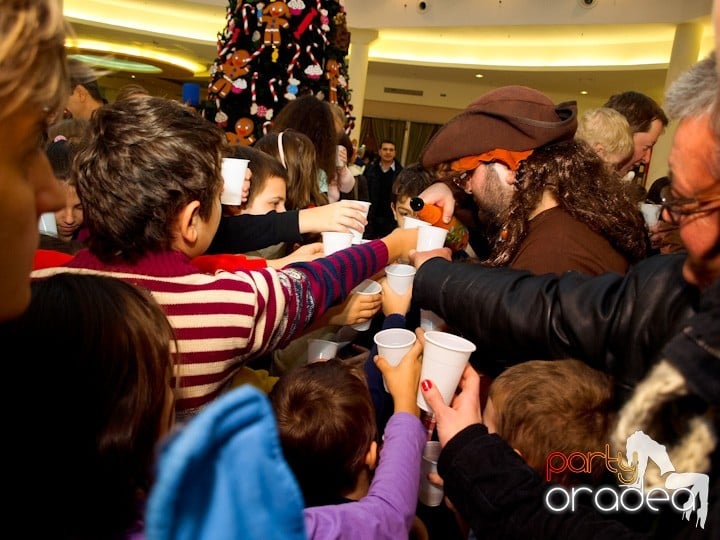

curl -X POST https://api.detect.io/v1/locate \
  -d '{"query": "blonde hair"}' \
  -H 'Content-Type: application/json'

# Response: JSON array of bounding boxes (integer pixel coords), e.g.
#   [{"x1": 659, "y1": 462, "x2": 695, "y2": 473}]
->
[
  {"x1": 489, "y1": 359, "x2": 614, "y2": 486},
  {"x1": 611, "y1": 360, "x2": 716, "y2": 490},
  {"x1": 0, "y1": 0, "x2": 69, "y2": 120},
  {"x1": 575, "y1": 107, "x2": 634, "y2": 163}
]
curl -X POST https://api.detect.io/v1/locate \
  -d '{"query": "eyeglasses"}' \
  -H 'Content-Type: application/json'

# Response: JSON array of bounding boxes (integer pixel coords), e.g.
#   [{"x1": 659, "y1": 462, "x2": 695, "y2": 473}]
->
[
  {"x1": 660, "y1": 186, "x2": 720, "y2": 225},
  {"x1": 450, "y1": 171, "x2": 471, "y2": 190}
]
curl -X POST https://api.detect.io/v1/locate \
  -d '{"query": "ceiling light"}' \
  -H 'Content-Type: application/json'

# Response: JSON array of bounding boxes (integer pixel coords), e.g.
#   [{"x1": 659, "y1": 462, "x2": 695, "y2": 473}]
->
[
  {"x1": 475, "y1": 73, "x2": 484, "y2": 78},
  {"x1": 580, "y1": 90, "x2": 588, "y2": 95},
  {"x1": 68, "y1": 53, "x2": 162, "y2": 74},
  {"x1": 66, "y1": 38, "x2": 206, "y2": 74}
]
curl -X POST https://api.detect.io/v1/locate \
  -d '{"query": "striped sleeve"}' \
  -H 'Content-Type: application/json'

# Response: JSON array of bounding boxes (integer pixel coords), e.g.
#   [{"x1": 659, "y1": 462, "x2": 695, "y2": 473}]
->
[{"x1": 276, "y1": 240, "x2": 388, "y2": 341}]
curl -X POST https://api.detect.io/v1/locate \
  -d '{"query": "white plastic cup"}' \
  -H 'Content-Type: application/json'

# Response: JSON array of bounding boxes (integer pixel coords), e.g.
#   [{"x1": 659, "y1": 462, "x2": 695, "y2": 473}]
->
[
  {"x1": 322, "y1": 231, "x2": 353, "y2": 255},
  {"x1": 350, "y1": 279, "x2": 382, "y2": 331},
  {"x1": 640, "y1": 203, "x2": 662, "y2": 227},
  {"x1": 402, "y1": 216, "x2": 431, "y2": 229},
  {"x1": 385, "y1": 263, "x2": 416, "y2": 294},
  {"x1": 307, "y1": 339, "x2": 339, "y2": 363},
  {"x1": 221, "y1": 158, "x2": 250, "y2": 205},
  {"x1": 38, "y1": 213, "x2": 58, "y2": 237},
  {"x1": 373, "y1": 328, "x2": 417, "y2": 392},
  {"x1": 418, "y1": 441, "x2": 444, "y2": 507},
  {"x1": 416, "y1": 225, "x2": 448, "y2": 251},
  {"x1": 350, "y1": 201, "x2": 372, "y2": 241},
  {"x1": 417, "y1": 331, "x2": 476, "y2": 412},
  {"x1": 420, "y1": 309, "x2": 447, "y2": 332}
]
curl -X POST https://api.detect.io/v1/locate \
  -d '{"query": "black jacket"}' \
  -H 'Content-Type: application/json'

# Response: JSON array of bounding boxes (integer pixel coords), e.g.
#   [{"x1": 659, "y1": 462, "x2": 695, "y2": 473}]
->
[
  {"x1": 412, "y1": 253, "x2": 700, "y2": 405},
  {"x1": 207, "y1": 210, "x2": 302, "y2": 254},
  {"x1": 364, "y1": 160, "x2": 402, "y2": 239},
  {"x1": 422, "y1": 256, "x2": 719, "y2": 539}
]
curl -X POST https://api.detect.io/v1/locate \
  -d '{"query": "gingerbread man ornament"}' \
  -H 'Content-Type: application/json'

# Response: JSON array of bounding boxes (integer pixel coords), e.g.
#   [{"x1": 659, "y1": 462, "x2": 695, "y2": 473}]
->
[
  {"x1": 210, "y1": 50, "x2": 252, "y2": 98},
  {"x1": 261, "y1": 2, "x2": 291, "y2": 47},
  {"x1": 325, "y1": 59, "x2": 341, "y2": 104},
  {"x1": 227, "y1": 117, "x2": 256, "y2": 146}
]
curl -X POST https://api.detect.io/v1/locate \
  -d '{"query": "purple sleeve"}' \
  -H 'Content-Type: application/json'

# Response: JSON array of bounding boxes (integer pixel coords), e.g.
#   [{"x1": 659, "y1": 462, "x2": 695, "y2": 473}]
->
[{"x1": 303, "y1": 412, "x2": 425, "y2": 539}]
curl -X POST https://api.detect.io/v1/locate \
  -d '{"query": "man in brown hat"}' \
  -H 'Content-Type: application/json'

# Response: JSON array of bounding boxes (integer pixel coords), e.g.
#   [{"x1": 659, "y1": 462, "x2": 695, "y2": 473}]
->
[
  {"x1": 417, "y1": 86, "x2": 581, "y2": 263},
  {"x1": 416, "y1": 85, "x2": 646, "y2": 276}
]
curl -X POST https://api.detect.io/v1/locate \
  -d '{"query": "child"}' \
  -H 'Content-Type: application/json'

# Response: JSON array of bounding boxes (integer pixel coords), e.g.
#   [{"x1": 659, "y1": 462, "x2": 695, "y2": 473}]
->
[
  {"x1": 2, "y1": 273, "x2": 177, "y2": 538},
  {"x1": 32, "y1": 94, "x2": 419, "y2": 420},
  {"x1": 484, "y1": 359, "x2": 614, "y2": 486},
  {"x1": 231, "y1": 145, "x2": 288, "y2": 217},
  {"x1": 226, "y1": 145, "x2": 291, "y2": 260},
  {"x1": 269, "y1": 333, "x2": 426, "y2": 539},
  {"x1": 146, "y1": 334, "x2": 423, "y2": 540},
  {"x1": 255, "y1": 129, "x2": 329, "y2": 210},
  {"x1": 391, "y1": 162, "x2": 435, "y2": 229},
  {"x1": 39, "y1": 138, "x2": 85, "y2": 254}
]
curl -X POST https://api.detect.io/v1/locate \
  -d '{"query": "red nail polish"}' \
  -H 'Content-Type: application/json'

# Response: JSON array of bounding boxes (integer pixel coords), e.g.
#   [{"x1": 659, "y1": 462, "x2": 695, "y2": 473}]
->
[{"x1": 421, "y1": 380, "x2": 432, "y2": 391}]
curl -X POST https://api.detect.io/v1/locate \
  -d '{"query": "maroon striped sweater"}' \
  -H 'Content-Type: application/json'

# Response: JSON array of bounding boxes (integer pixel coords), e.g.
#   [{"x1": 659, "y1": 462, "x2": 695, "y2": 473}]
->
[{"x1": 31, "y1": 241, "x2": 388, "y2": 418}]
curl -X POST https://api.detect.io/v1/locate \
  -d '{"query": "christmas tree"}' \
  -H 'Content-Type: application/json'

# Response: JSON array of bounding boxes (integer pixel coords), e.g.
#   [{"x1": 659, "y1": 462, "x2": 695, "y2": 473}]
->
[{"x1": 207, "y1": 0, "x2": 352, "y2": 145}]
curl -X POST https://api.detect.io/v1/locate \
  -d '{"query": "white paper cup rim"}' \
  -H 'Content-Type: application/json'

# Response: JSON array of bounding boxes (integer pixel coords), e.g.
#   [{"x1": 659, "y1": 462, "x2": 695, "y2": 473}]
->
[
  {"x1": 373, "y1": 328, "x2": 416, "y2": 348},
  {"x1": 385, "y1": 263, "x2": 416, "y2": 276},
  {"x1": 424, "y1": 331, "x2": 476, "y2": 353}
]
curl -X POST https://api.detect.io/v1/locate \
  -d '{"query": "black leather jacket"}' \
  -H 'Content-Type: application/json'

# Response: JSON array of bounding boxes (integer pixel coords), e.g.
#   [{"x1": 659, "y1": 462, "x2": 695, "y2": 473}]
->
[
  {"x1": 412, "y1": 253, "x2": 700, "y2": 405},
  {"x1": 421, "y1": 256, "x2": 719, "y2": 539}
]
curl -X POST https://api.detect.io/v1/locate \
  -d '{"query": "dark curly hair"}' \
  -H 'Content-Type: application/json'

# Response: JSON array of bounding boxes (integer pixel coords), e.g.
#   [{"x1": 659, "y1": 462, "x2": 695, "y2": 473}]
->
[{"x1": 489, "y1": 139, "x2": 647, "y2": 267}]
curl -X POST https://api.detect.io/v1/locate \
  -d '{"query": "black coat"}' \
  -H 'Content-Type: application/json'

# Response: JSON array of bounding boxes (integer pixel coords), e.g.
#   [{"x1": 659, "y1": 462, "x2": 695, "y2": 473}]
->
[
  {"x1": 414, "y1": 254, "x2": 719, "y2": 539},
  {"x1": 413, "y1": 253, "x2": 699, "y2": 406}
]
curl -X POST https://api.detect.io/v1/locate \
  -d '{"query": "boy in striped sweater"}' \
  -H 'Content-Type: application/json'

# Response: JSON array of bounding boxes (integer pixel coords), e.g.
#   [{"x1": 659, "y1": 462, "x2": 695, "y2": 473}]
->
[{"x1": 32, "y1": 95, "x2": 426, "y2": 420}]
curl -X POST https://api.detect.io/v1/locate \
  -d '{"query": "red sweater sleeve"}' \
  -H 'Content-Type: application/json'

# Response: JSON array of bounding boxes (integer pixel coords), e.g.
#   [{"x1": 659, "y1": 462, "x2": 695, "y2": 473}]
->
[
  {"x1": 191, "y1": 254, "x2": 268, "y2": 273},
  {"x1": 33, "y1": 249, "x2": 74, "y2": 270}
]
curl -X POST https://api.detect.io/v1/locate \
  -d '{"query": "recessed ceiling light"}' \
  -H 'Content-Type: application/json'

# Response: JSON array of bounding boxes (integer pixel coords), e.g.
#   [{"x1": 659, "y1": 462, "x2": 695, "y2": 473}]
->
[
  {"x1": 68, "y1": 53, "x2": 162, "y2": 74},
  {"x1": 475, "y1": 73, "x2": 484, "y2": 78},
  {"x1": 580, "y1": 90, "x2": 588, "y2": 95}
]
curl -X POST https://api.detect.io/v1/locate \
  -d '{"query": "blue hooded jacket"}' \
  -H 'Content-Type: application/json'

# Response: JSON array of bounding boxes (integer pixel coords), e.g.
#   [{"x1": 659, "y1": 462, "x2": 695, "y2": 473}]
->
[{"x1": 146, "y1": 385, "x2": 306, "y2": 540}]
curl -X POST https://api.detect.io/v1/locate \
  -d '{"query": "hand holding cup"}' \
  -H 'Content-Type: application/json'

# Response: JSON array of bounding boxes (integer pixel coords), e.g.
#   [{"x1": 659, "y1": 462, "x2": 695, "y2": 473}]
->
[{"x1": 374, "y1": 328, "x2": 424, "y2": 415}]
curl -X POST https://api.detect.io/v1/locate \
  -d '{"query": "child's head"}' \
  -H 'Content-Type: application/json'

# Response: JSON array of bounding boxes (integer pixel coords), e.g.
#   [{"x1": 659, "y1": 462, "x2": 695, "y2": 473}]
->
[
  {"x1": 228, "y1": 145, "x2": 288, "y2": 216},
  {"x1": 3, "y1": 273, "x2": 177, "y2": 537},
  {"x1": 575, "y1": 107, "x2": 634, "y2": 170},
  {"x1": 486, "y1": 359, "x2": 613, "y2": 486},
  {"x1": 269, "y1": 359, "x2": 378, "y2": 506},
  {"x1": 74, "y1": 94, "x2": 228, "y2": 263},
  {"x1": 391, "y1": 162, "x2": 435, "y2": 227},
  {"x1": 255, "y1": 129, "x2": 328, "y2": 210},
  {"x1": 47, "y1": 139, "x2": 84, "y2": 242}
]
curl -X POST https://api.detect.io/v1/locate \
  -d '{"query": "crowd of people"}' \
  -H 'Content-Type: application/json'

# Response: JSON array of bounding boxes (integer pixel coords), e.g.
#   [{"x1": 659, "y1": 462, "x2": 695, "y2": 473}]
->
[{"x1": 2, "y1": 1, "x2": 719, "y2": 538}]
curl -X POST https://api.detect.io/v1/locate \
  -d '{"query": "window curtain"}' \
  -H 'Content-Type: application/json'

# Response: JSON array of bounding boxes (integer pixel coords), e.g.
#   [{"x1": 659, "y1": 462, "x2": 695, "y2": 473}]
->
[
  {"x1": 405, "y1": 122, "x2": 440, "y2": 165},
  {"x1": 359, "y1": 120, "x2": 372, "y2": 155},
  {"x1": 370, "y1": 117, "x2": 406, "y2": 158}
]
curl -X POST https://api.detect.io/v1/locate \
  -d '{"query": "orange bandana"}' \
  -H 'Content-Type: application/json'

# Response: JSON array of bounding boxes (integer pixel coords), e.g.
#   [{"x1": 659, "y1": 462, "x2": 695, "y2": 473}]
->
[{"x1": 450, "y1": 148, "x2": 533, "y2": 172}]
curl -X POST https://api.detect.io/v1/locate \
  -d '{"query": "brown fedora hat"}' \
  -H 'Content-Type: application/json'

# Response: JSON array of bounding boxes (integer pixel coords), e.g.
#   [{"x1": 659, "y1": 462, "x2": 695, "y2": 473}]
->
[{"x1": 420, "y1": 86, "x2": 578, "y2": 168}]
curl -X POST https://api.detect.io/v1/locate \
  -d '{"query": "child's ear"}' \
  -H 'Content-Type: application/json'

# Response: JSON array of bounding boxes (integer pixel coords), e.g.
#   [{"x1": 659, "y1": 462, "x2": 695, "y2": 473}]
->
[
  {"x1": 176, "y1": 200, "x2": 202, "y2": 244},
  {"x1": 365, "y1": 440, "x2": 378, "y2": 471}
]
